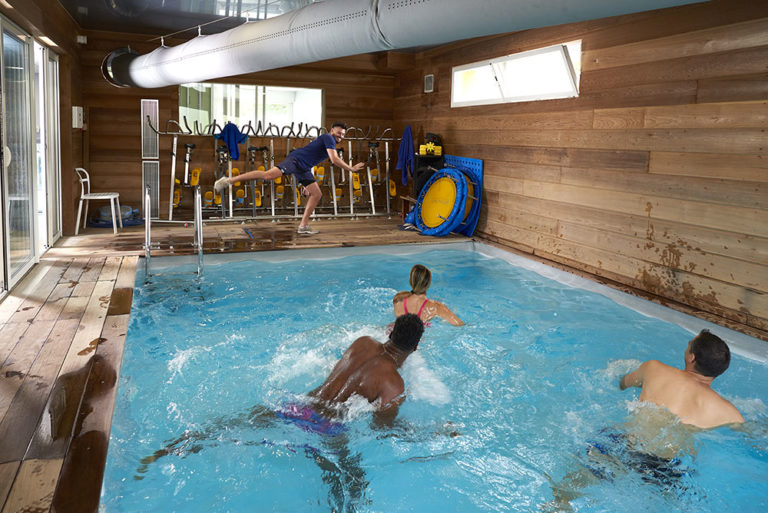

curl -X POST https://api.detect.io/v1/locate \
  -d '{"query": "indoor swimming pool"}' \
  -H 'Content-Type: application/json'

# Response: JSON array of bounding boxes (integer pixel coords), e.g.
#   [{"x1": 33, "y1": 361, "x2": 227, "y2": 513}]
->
[{"x1": 101, "y1": 242, "x2": 768, "y2": 512}]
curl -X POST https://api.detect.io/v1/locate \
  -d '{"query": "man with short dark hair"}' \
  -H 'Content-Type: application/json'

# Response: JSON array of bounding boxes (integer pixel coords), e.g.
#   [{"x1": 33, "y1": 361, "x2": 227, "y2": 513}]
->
[
  {"x1": 620, "y1": 329, "x2": 744, "y2": 428},
  {"x1": 215, "y1": 121, "x2": 365, "y2": 234},
  {"x1": 310, "y1": 313, "x2": 424, "y2": 425}
]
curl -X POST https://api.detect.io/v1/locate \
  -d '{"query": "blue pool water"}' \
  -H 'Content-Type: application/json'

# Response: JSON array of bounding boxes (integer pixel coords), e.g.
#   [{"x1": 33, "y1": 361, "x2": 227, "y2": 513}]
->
[{"x1": 102, "y1": 244, "x2": 768, "y2": 513}]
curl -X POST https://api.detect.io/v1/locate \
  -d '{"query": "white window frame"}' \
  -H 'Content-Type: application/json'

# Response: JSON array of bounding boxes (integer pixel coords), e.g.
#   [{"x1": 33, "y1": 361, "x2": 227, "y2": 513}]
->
[
  {"x1": 179, "y1": 82, "x2": 324, "y2": 131},
  {"x1": 451, "y1": 41, "x2": 581, "y2": 108}
]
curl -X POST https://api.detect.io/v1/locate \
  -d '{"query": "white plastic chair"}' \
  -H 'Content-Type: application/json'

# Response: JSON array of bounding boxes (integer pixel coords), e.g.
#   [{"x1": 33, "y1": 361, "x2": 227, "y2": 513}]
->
[{"x1": 75, "y1": 167, "x2": 123, "y2": 235}]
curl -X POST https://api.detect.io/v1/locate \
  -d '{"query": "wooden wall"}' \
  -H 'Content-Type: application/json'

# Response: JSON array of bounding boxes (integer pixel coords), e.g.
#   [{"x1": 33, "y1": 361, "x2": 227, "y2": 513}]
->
[
  {"x1": 394, "y1": 0, "x2": 768, "y2": 334},
  {"x1": 79, "y1": 31, "x2": 397, "y2": 217}
]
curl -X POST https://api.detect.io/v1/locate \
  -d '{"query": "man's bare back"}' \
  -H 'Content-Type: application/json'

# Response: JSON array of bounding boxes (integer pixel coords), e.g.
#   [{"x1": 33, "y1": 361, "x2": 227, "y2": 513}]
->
[
  {"x1": 620, "y1": 331, "x2": 744, "y2": 429},
  {"x1": 310, "y1": 314, "x2": 424, "y2": 424}
]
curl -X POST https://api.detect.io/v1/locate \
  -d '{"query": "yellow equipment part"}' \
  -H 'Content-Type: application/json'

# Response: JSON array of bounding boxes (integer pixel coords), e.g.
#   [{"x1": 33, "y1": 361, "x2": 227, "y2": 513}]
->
[
  {"x1": 275, "y1": 185, "x2": 284, "y2": 199},
  {"x1": 190, "y1": 167, "x2": 201, "y2": 186},
  {"x1": 296, "y1": 188, "x2": 301, "y2": 206},
  {"x1": 464, "y1": 181, "x2": 475, "y2": 221},
  {"x1": 203, "y1": 190, "x2": 213, "y2": 207},
  {"x1": 235, "y1": 188, "x2": 245, "y2": 200},
  {"x1": 335, "y1": 188, "x2": 342, "y2": 198},
  {"x1": 257, "y1": 165, "x2": 265, "y2": 184},
  {"x1": 352, "y1": 173, "x2": 361, "y2": 190},
  {"x1": 173, "y1": 188, "x2": 181, "y2": 207},
  {"x1": 418, "y1": 143, "x2": 442, "y2": 156},
  {"x1": 214, "y1": 192, "x2": 222, "y2": 205},
  {"x1": 389, "y1": 179, "x2": 396, "y2": 197},
  {"x1": 175, "y1": 178, "x2": 180, "y2": 185},
  {"x1": 315, "y1": 166, "x2": 325, "y2": 184},
  {"x1": 253, "y1": 190, "x2": 262, "y2": 207},
  {"x1": 370, "y1": 168, "x2": 379, "y2": 178},
  {"x1": 421, "y1": 176, "x2": 457, "y2": 228},
  {"x1": 275, "y1": 175, "x2": 282, "y2": 185},
  {"x1": 232, "y1": 168, "x2": 241, "y2": 187}
]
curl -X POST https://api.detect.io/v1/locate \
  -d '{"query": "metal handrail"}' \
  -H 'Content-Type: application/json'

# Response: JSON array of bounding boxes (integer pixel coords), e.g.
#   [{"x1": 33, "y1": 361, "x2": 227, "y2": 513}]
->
[
  {"x1": 194, "y1": 185, "x2": 203, "y2": 276},
  {"x1": 144, "y1": 185, "x2": 152, "y2": 276}
]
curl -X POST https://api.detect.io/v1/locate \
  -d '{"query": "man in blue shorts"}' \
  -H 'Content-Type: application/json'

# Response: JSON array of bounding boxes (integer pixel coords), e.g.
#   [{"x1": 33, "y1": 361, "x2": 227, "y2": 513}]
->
[{"x1": 215, "y1": 121, "x2": 365, "y2": 234}]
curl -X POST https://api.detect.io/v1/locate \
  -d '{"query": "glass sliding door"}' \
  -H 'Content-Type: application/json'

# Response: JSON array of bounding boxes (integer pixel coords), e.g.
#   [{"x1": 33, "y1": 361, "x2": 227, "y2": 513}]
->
[
  {"x1": 2, "y1": 23, "x2": 35, "y2": 285},
  {"x1": 2, "y1": 23, "x2": 35, "y2": 283},
  {"x1": 33, "y1": 42, "x2": 61, "y2": 252}
]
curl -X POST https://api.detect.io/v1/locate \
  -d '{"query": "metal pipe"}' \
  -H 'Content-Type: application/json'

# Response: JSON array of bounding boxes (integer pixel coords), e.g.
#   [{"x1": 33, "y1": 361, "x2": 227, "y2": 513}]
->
[
  {"x1": 102, "y1": 0, "x2": 698, "y2": 89},
  {"x1": 194, "y1": 185, "x2": 203, "y2": 276},
  {"x1": 144, "y1": 185, "x2": 152, "y2": 276}
]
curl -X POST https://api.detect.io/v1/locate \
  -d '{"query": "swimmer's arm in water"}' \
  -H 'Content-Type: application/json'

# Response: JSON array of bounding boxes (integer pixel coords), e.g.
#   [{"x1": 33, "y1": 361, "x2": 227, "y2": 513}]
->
[
  {"x1": 620, "y1": 360, "x2": 654, "y2": 390},
  {"x1": 433, "y1": 301, "x2": 465, "y2": 326}
]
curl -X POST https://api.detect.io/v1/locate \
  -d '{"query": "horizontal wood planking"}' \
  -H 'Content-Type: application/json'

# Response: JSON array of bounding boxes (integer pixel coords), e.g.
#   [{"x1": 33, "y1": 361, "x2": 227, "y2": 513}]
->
[
  {"x1": 485, "y1": 191, "x2": 768, "y2": 265},
  {"x1": 649, "y1": 151, "x2": 768, "y2": 182},
  {"x1": 583, "y1": 17, "x2": 768, "y2": 71},
  {"x1": 394, "y1": 2, "x2": 768, "y2": 327}
]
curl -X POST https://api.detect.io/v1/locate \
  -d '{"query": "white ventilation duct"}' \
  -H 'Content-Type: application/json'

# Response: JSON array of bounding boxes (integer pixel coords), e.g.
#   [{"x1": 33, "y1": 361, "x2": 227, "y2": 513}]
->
[{"x1": 103, "y1": 0, "x2": 701, "y2": 89}]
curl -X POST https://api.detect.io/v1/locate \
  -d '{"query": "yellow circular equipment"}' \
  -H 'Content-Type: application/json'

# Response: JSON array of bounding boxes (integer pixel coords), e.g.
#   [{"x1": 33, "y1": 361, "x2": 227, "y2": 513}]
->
[
  {"x1": 464, "y1": 181, "x2": 474, "y2": 221},
  {"x1": 421, "y1": 177, "x2": 457, "y2": 228}
]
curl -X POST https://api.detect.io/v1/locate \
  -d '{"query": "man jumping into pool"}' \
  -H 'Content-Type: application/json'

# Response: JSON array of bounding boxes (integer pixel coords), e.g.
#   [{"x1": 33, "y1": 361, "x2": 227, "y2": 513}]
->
[
  {"x1": 214, "y1": 121, "x2": 365, "y2": 234},
  {"x1": 309, "y1": 313, "x2": 424, "y2": 426},
  {"x1": 547, "y1": 330, "x2": 744, "y2": 511}
]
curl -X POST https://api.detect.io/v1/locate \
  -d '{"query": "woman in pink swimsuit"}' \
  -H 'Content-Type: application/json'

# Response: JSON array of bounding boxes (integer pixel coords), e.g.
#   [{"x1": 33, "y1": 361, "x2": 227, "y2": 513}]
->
[{"x1": 393, "y1": 264, "x2": 464, "y2": 326}]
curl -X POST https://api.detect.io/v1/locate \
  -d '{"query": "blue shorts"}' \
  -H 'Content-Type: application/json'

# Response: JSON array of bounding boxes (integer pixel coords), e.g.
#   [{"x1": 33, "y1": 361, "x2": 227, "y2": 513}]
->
[
  {"x1": 276, "y1": 157, "x2": 316, "y2": 186},
  {"x1": 275, "y1": 403, "x2": 346, "y2": 436},
  {"x1": 586, "y1": 429, "x2": 689, "y2": 487}
]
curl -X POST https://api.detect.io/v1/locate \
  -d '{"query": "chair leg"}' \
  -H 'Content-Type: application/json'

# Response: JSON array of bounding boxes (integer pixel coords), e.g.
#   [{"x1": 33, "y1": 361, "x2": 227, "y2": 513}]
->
[
  {"x1": 116, "y1": 197, "x2": 124, "y2": 229},
  {"x1": 75, "y1": 199, "x2": 83, "y2": 235},
  {"x1": 83, "y1": 200, "x2": 89, "y2": 230},
  {"x1": 110, "y1": 198, "x2": 118, "y2": 235}
]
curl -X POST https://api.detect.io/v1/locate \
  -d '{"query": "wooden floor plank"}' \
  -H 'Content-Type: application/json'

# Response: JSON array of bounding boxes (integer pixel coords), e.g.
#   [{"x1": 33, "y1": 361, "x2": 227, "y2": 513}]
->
[
  {"x1": 24, "y1": 280, "x2": 115, "y2": 462},
  {"x1": 59, "y1": 258, "x2": 89, "y2": 285},
  {"x1": 0, "y1": 319, "x2": 81, "y2": 463},
  {"x1": 0, "y1": 461, "x2": 20, "y2": 512},
  {"x1": 0, "y1": 260, "x2": 68, "y2": 325},
  {"x1": 97, "y1": 257, "x2": 122, "y2": 282},
  {"x1": 5, "y1": 262, "x2": 71, "y2": 325},
  {"x1": 52, "y1": 314, "x2": 130, "y2": 513},
  {"x1": 115, "y1": 257, "x2": 138, "y2": 290},
  {"x1": 57, "y1": 296, "x2": 90, "y2": 322},
  {"x1": 71, "y1": 281, "x2": 96, "y2": 298},
  {"x1": 79, "y1": 257, "x2": 106, "y2": 282},
  {"x1": 1, "y1": 459, "x2": 63, "y2": 513},
  {"x1": 0, "y1": 323, "x2": 29, "y2": 371},
  {"x1": 0, "y1": 320, "x2": 57, "y2": 424}
]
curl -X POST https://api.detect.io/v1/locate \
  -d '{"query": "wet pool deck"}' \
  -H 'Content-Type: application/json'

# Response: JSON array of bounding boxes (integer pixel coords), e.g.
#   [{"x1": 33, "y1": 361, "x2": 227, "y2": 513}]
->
[{"x1": 0, "y1": 217, "x2": 462, "y2": 513}]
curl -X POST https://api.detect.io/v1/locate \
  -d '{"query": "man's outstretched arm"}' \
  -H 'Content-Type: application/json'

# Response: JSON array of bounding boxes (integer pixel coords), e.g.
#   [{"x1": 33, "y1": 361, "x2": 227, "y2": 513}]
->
[{"x1": 619, "y1": 361, "x2": 649, "y2": 390}]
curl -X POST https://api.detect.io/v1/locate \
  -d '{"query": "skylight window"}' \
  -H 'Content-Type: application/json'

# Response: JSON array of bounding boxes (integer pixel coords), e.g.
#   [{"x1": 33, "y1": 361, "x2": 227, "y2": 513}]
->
[{"x1": 451, "y1": 40, "x2": 581, "y2": 108}]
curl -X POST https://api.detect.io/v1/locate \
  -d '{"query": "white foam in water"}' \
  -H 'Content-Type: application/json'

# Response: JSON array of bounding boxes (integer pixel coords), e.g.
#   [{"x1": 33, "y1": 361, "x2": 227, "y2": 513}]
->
[
  {"x1": 600, "y1": 359, "x2": 644, "y2": 383},
  {"x1": 265, "y1": 324, "x2": 387, "y2": 389},
  {"x1": 401, "y1": 352, "x2": 451, "y2": 405},
  {"x1": 730, "y1": 397, "x2": 766, "y2": 420},
  {"x1": 166, "y1": 345, "x2": 213, "y2": 383},
  {"x1": 342, "y1": 394, "x2": 377, "y2": 421}
]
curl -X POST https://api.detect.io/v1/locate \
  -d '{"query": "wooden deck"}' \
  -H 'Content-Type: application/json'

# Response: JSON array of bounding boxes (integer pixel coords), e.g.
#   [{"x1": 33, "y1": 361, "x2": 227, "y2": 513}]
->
[{"x1": 0, "y1": 218, "x2": 464, "y2": 513}]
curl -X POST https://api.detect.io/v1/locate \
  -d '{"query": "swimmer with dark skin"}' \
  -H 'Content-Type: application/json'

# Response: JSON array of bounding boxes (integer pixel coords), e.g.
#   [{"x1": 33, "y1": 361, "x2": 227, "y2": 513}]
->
[{"x1": 310, "y1": 313, "x2": 424, "y2": 426}]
